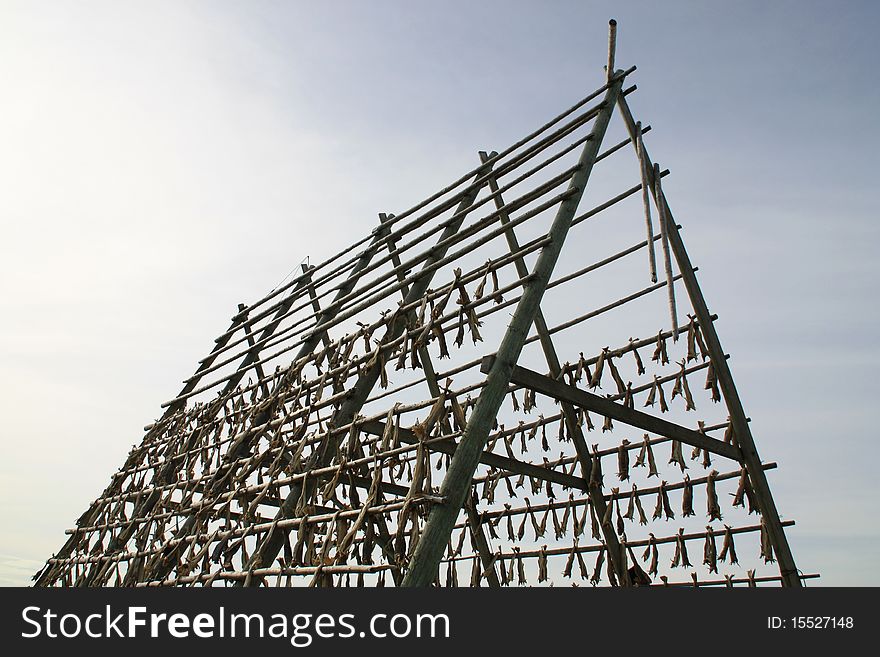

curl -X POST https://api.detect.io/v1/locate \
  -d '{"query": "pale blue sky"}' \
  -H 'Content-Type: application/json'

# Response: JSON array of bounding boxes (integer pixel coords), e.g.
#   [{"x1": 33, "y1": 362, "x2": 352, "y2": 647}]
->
[{"x1": 0, "y1": 1, "x2": 877, "y2": 585}]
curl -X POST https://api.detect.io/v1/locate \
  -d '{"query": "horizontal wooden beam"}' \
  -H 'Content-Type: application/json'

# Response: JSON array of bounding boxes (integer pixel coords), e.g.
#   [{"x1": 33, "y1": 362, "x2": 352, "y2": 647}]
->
[
  {"x1": 252, "y1": 474, "x2": 410, "y2": 502},
  {"x1": 485, "y1": 357, "x2": 743, "y2": 463},
  {"x1": 359, "y1": 420, "x2": 587, "y2": 491}
]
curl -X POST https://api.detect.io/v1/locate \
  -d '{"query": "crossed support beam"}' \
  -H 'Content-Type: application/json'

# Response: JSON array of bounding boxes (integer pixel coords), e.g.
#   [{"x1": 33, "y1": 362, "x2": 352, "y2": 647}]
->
[
  {"x1": 402, "y1": 71, "x2": 626, "y2": 587},
  {"x1": 377, "y1": 211, "x2": 501, "y2": 587},
  {"x1": 42, "y1": 49, "x2": 802, "y2": 588},
  {"x1": 403, "y1": 71, "x2": 801, "y2": 587},
  {"x1": 136, "y1": 221, "x2": 406, "y2": 585},
  {"x1": 84, "y1": 280, "x2": 328, "y2": 586},
  {"x1": 34, "y1": 304, "x2": 259, "y2": 586},
  {"x1": 477, "y1": 149, "x2": 629, "y2": 584},
  {"x1": 614, "y1": 95, "x2": 801, "y2": 586},
  {"x1": 237, "y1": 159, "x2": 498, "y2": 586}
]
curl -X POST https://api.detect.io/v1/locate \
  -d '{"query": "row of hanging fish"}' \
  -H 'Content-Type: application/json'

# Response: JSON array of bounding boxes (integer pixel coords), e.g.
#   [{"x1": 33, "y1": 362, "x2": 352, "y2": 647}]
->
[{"x1": 440, "y1": 515, "x2": 775, "y2": 587}]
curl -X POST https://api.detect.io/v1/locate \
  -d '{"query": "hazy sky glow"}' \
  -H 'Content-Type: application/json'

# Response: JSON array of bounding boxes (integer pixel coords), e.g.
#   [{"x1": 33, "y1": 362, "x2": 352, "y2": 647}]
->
[{"x1": 1, "y1": 0, "x2": 877, "y2": 586}]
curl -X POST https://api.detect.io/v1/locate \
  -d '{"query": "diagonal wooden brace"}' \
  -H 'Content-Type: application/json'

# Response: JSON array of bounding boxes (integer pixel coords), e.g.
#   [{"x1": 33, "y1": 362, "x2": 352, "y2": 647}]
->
[{"x1": 487, "y1": 357, "x2": 743, "y2": 463}]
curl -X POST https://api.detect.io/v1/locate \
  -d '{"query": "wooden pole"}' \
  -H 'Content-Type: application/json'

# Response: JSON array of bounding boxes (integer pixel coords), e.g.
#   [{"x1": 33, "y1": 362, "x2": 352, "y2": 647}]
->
[
  {"x1": 136, "y1": 222, "x2": 398, "y2": 584},
  {"x1": 464, "y1": 491, "x2": 501, "y2": 587},
  {"x1": 501, "y1": 360, "x2": 742, "y2": 462},
  {"x1": 239, "y1": 161, "x2": 497, "y2": 585},
  {"x1": 635, "y1": 121, "x2": 658, "y2": 283},
  {"x1": 615, "y1": 94, "x2": 802, "y2": 586},
  {"x1": 478, "y1": 150, "x2": 630, "y2": 584},
  {"x1": 606, "y1": 20, "x2": 618, "y2": 82},
  {"x1": 654, "y1": 162, "x2": 679, "y2": 339},
  {"x1": 402, "y1": 73, "x2": 626, "y2": 587}
]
